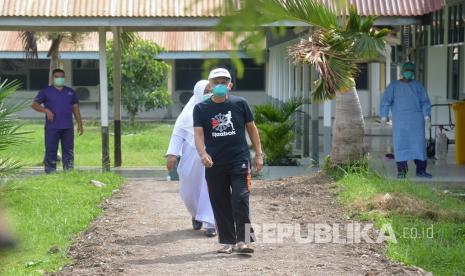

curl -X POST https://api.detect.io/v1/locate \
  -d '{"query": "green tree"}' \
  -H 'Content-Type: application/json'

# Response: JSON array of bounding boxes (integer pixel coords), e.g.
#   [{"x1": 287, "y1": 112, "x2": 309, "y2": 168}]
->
[
  {"x1": 107, "y1": 39, "x2": 171, "y2": 124},
  {"x1": 0, "y1": 79, "x2": 28, "y2": 176},
  {"x1": 253, "y1": 98, "x2": 304, "y2": 165},
  {"x1": 220, "y1": 0, "x2": 389, "y2": 165}
]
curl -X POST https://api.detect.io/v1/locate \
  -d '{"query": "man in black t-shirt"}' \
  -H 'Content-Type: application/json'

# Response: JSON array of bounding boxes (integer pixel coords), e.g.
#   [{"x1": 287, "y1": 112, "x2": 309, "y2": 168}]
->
[{"x1": 193, "y1": 68, "x2": 263, "y2": 254}]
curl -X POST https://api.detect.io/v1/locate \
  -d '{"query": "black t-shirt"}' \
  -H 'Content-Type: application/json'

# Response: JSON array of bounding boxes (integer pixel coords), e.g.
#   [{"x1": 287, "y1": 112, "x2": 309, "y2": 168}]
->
[{"x1": 193, "y1": 95, "x2": 254, "y2": 166}]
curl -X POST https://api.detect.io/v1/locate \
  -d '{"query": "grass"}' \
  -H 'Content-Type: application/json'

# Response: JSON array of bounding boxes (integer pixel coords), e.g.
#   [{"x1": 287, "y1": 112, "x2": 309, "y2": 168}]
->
[
  {"x1": 0, "y1": 171, "x2": 124, "y2": 275},
  {"x1": 4, "y1": 121, "x2": 173, "y2": 167},
  {"x1": 325, "y1": 162, "x2": 465, "y2": 276}
]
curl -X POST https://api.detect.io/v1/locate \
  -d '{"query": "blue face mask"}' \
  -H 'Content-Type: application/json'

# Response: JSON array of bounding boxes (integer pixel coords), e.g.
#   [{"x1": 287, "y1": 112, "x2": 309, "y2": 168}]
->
[
  {"x1": 402, "y1": 71, "x2": 414, "y2": 80},
  {"x1": 202, "y1": 93, "x2": 212, "y2": 101},
  {"x1": 212, "y1": 84, "x2": 229, "y2": 98},
  {"x1": 53, "y1": 77, "x2": 65, "y2": 87}
]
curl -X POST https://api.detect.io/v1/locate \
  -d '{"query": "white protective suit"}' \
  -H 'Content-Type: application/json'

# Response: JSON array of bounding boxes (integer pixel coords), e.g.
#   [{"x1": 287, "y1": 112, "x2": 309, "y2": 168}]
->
[{"x1": 166, "y1": 80, "x2": 215, "y2": 228}]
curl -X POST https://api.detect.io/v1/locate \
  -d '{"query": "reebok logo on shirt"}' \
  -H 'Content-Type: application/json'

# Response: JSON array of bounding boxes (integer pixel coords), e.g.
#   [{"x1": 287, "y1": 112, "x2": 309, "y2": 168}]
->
[{"x1": 211, "y1": 111, "x2": 236, "y2": 138}]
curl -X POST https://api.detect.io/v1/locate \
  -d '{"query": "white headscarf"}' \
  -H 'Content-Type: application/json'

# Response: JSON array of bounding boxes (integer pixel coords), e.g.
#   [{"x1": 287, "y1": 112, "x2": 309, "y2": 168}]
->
[{"x1": 173, "y1": 80, "x2": 209, "y2": 147}]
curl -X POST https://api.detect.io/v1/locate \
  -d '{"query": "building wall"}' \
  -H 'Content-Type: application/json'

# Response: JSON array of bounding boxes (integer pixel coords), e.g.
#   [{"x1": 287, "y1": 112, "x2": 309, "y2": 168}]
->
[
  {"x1": 3, "y1": 58, "x2": 267, "y2": 121},
  {"x1": 407, "y1": 0, "x2": 465, "y2": 140}
]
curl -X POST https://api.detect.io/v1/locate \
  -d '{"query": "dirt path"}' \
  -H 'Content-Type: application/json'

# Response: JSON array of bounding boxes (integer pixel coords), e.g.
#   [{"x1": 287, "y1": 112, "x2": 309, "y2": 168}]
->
[{"x1": 56, "y1": 173, "x2": 428, "y2": 276}]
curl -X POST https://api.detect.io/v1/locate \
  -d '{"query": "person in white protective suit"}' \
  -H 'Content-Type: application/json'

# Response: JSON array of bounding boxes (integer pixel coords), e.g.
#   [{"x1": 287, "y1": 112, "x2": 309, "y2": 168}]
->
[{"x1": 166, "y1": 80, "x2": 217, "y2": 237}]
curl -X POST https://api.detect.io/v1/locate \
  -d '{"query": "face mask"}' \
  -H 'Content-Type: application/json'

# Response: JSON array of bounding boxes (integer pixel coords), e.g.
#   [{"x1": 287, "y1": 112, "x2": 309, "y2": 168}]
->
[
  {"x1": 212, "y1": 84, "x2": 229, "y2": 98},
  {"x1": 53, "y1": 77, "x2": 65, "y2": 87},
  {"x1": 202, "y1": 93, "x2": 213, "y2": 101},
  {"x1": 402, "y1": 71, "x2": 414, "y2": 80}
]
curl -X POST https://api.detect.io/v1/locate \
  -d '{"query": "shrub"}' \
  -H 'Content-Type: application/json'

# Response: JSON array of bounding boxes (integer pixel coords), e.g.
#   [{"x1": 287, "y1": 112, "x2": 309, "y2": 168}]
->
[{"x1": 253, "y1": 98, "x2": 304, "y2": 165}]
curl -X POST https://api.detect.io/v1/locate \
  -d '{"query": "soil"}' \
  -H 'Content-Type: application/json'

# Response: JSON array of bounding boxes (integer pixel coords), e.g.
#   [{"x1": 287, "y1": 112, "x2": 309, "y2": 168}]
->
[{"x1": 54, "y1": 173, "x2": 430, "y2": 275}]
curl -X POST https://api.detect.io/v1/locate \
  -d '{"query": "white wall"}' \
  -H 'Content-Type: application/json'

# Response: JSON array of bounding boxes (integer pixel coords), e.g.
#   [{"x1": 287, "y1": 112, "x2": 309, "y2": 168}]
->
[{"x1": 427, "y1": 46, "x2": 448, "y2": 100}]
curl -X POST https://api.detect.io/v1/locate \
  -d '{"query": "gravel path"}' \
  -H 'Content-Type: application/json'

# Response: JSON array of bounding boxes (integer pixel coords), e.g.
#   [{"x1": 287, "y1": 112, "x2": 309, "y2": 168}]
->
[{"x1": 56, "y1": 173, "x2": 429, "y2": 275}]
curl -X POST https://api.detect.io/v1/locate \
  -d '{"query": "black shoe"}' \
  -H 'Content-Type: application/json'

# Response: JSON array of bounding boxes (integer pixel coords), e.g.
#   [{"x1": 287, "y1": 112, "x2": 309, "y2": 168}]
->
[
  {"x1": 416, "y1": 172, "x2": 432, "y2": 178},
  {"x1": 204, "y1": 228, "x2": 217, "y2": 237},
  {"x1": 397, "y1": 171, "x2": 407, "y2": 179},
  {"x1": 192, "y1": 218, "x2": 202, "y2": 230}
]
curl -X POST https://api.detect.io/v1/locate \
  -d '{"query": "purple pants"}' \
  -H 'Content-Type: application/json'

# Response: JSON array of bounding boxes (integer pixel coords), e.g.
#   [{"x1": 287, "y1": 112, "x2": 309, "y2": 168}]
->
[{"x1": 44, "y1": 128, "x2": 74, "y2": 173}]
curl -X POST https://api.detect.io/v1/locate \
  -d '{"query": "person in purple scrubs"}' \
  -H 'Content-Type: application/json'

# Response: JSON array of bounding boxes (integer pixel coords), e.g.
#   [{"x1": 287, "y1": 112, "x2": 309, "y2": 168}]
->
[{"x1": 32, "y1": 68, "x2": 84, "y2": 173}]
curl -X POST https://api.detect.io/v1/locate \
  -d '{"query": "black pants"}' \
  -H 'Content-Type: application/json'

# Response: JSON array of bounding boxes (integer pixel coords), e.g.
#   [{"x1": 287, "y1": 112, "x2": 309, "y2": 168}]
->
[
  {"x1": 205, "y1": 160, "x2": 255, "y2": 245},
  {"x1": 396, "y1": 159, "x2": 427, "y2": 174}
]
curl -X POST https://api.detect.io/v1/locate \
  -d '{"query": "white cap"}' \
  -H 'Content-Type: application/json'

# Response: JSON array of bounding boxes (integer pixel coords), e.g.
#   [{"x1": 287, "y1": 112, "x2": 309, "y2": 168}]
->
[{"x1": 208, "y1": 68, "x2": 231, "y2": 80}]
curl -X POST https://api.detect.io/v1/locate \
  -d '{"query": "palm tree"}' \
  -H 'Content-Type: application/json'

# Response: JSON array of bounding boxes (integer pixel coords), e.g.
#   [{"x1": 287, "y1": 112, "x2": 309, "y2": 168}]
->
[
  {"x1": 219, "y1": 0, "x2": 389, "y2": 165},
  {"x1": 19, "y1": 31, "x2": 138, "y2": 84},
  {"x1": 0, "y1": 79, "x2": 28, "y2": 176},
  {"x1": 20, "y1": 32, "x2": 88, "y2": 84}
]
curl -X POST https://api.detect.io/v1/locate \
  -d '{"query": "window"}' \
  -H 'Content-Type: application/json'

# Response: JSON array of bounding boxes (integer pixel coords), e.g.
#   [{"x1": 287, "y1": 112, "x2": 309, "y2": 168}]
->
[
  {"x1": 415, "y1": 47, "x2": 427, "y2": 84},
  {"x1": 0, "y1": 59, "x2": 28, "y2": 89},
  {"x1": 448, "y1": 3, "x2": 464, "y2": 44},
  {"x1": 355, "y1": 63, "x2": 368, "y2": 90},
  {"x1": 174, "y1": 59, "x2": 265, "y2": 91},
  {"x1": 234, "y1": 59, "x2": 265, "y2": 91},
  {"x1": 431, "y1": 10, "x2": 445, "y2": 45},
  {"x1": 72, "y1": 59, "x2": 99, "y2": 86},
  {"x1": 0, "y1": 59, "x2": 51, "y2": 90},
  {"x1": 0, "y1": 74, "x2": 27, "y2": 89},
  {"x1": 29, "y1": 69, "x2": 49, "y2": 90},
  {"x1": 28, "y1": 60, "x2": 50, "y2": 90},
  {"x1": 175, "y1": 59, "x2": 203, "y2": 91},
  {"x1": 415, "y1": 25, "x2": 428, "y2": 47},
  {"x1": 447, "y1": 46, "x2": 462, "y2": 100},
  {"x1": 390, "y1": 64, "x2": 398, "y2": 83}
]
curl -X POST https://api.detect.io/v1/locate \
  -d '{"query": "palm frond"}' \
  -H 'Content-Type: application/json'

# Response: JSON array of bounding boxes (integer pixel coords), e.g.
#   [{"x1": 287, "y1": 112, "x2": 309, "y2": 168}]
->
[
  {"x1": 0, "y1": 79, "x2": 22, "y2": 102},
  {"x1": 281, "y1": 97, "x2": 305, "y2": 120},
  {"x1": 288, "y1": 30, "x2": 357, "y2": 100},
  {"x1": 0, "y1": 79, "x2": 29, "y2": 176},
  {"x1": 0, "y1": 158, "x2": 22, "y2": 177},
  {"x1": 121, "y1": 32, "x2": 140, "y2": 52},
  {"x1": 19, "y1": 31, "x2": 38, "y2": 59},
  {"x1": 271, "y1": 0, "x2": 339, "y2": 29},
  {"x1": 253, "y1": 104, "x2": 283, "y2": 123}
]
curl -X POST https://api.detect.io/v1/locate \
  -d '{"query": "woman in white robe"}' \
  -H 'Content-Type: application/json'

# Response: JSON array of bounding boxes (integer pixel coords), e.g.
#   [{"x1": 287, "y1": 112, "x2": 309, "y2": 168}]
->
[{"x1": 166, "y1": 80, "x2": 216, "y2": 237}]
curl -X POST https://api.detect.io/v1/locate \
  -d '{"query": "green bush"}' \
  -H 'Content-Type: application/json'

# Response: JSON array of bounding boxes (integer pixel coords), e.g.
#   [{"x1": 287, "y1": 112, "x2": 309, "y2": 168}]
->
[
  {"x1": 253, "y1": 98, "x2": 304, "y2": 165},
  {"x1": 107, "y1": 38, "x2": 171, "y2": 124},
  {"x1": 0, "y1": 79, "x2": 29, "y2": 176}
]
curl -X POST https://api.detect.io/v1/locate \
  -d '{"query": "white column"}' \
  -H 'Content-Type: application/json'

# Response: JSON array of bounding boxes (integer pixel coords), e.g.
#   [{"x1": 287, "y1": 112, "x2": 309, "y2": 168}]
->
[
  {"x1": 288, "y1": 60, "x2": 294, "y2": 101},
  {"x1": 99, "y1": 29, "x2": 110, "y2": 171},
  {"x1": 369, "y1": 63, "x2": 381, "y2": 117},
  {"x1": 99, "y1": 30, "x2": 109, "y2": 127},
  {"x1": 385, "y1": 45, "x2": 392, "y2": 87},
  {"x1": 323, "y1": 100, "x2": 332, "y2": 156}
]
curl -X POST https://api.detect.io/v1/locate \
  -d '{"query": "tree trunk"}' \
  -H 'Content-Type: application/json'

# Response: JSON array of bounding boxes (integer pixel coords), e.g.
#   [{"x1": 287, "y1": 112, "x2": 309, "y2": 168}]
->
[
  {"x1": 129, "y1": 112, "x2": 136, "y2": 125},
  {"x1": 330, "y1": 87, "x2": 366, "y2": 165},
  {"x1": 48, "y1": 48, "x2": 60, "y2": 85},
  {"x1": 48, "y1": 36, "x2": 63, "y2": 85}
]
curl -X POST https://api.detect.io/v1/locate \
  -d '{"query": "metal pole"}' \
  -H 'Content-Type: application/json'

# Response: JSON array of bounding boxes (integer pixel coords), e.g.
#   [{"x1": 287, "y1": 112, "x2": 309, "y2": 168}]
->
[
  {"x1": 310, "y1": 68, "x2": 320, "y2": 165},
  {"x1": 99, "y1": 29, "x2": 110, "y2": 172},
  {"x1": 112, "y1": 27, "x2": 122, "y2": 167},
  {"x1": 323, "y1": 101, "x2": 332, "y2": 157}
]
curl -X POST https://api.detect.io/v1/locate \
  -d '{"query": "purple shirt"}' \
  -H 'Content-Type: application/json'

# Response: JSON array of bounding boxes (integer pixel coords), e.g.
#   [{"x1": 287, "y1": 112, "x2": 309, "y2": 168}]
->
[{"x1": 34, "y1": 86, "x2": 79, "y2": 129}]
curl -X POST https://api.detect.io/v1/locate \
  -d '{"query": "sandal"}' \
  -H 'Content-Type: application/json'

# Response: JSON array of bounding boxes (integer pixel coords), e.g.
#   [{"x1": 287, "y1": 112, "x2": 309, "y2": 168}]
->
[
  {"x1": 235, "y1": 242, "x2": 254, "y2": 254},
  {"x1": 217, "y1": 244, "x2": 233, "y2": 254}
]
